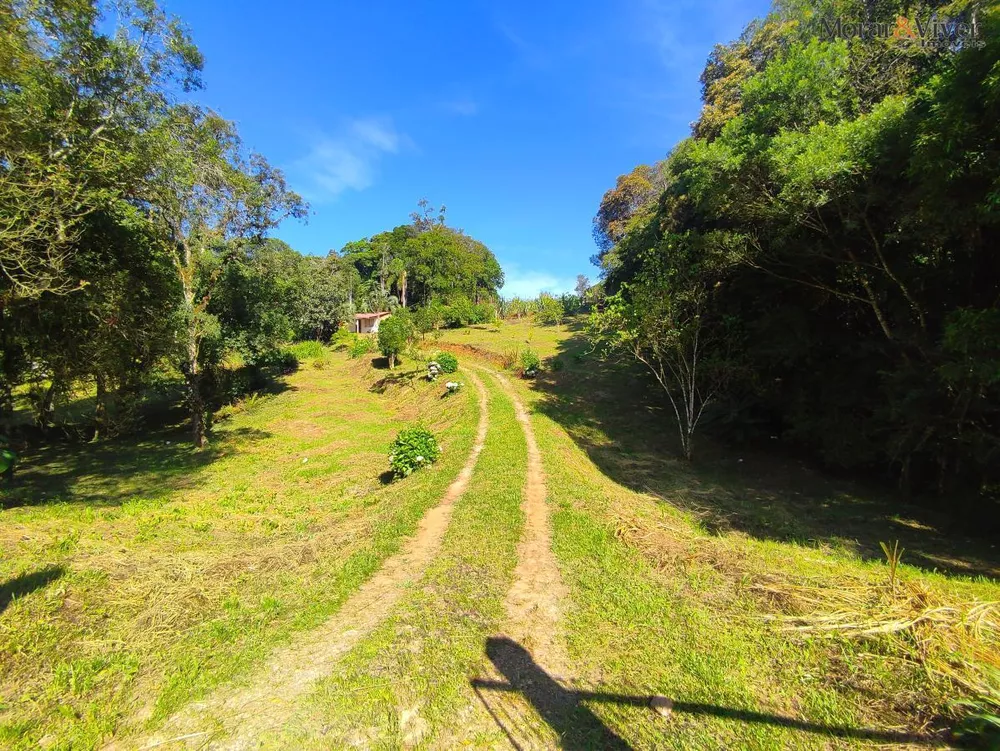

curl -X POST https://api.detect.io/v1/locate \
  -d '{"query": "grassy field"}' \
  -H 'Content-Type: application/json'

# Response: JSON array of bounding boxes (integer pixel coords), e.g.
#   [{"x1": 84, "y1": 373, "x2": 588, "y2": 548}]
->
[
  {"x1": 437, "y1": 316, "x2": 1000, "y2": 747},
  {"x1": 0, "y1": 349, "x2": 478, "y2": 749},
  {"x1": 2, "y1": 319, "x2": 999, "y2": 749}
]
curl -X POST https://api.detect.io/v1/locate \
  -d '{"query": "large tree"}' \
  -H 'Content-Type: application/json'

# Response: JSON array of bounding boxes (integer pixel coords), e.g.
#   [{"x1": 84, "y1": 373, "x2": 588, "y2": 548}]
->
[
  {"x1": 145, "y1": 106, "x2": 305, "y2": 447},
  {"x1": 597, "y1": 2, "x2": 1000, "y2": 510}
]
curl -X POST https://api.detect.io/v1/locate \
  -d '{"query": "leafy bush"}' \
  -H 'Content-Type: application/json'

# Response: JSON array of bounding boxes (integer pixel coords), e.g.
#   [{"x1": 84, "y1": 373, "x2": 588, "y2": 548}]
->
[
  {"x1": 331, "y1": 326, "x2": 355, "y2": 351},
  {"x1": 547, "y1": 356, "x2": 564, "y2": 372},
  {"x1": 520, "y1": 349, "x2": 540, "y2": 377},
  {"x1": 473, "y1": 302, "x2": 496, "y2": 324},
  {"x1": 442, "y1": 297, "x2": 476, "y2": 327},
  {"x1": 444, "y1": 381, "x2": 462, "y2": 397},
  {"x1": 287, "y1": 340, "x2": 326, "y2": 360},
  {"x1": 378, "y1": 313, "x2": 415, "y2": 368},
  {"x1": 437, "y1": 352, "x2": 458, "y2": 373},
  {"x1": 535, "y1": 294, "x2": 563, "y2": 325},
  {"x1": 259, "y1": 348, "x2": 299, "y2": 372},
  {"x1": 388, "y1": 425, "x2": 442, "y2": 479},
  {"x1": 348, "y1": 336, "x2": 373, "y2": 359}
]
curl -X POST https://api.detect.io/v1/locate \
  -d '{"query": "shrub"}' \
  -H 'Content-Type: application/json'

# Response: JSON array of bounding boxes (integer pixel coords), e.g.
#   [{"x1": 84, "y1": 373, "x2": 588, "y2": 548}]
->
[
  {"x1": 520, "y1": 349, "x2": 540, "y2": 378},
  {"x1": 348, "y1": 336, "x2": 372, "y2": 359},
  {"x1": 548, "y1": 356, "x2": 564, "y2": 372},
  {"x1": 500, "y1": 348, "x2": 519, "y2": 370},
  {"x1": 287, "y1": 340, "x2": 325, "y2": 360},
  {"x1": 377, "y1": 314, "x2": 414, "y2": 368},
  {"x1": 444, "y1": 381, "x2": 462, "y2": 397},
  {"x1": 331, "y1": 326, "x2": 354, "y2": 350},
  {"x1": 473, "y1": 302, "x2": 496, "y2": 324},
  {"x1": 437, "y1": 352, "x2": 458, "y2": 373},
  {"x1": 442, "y1": 297, "x2": 476, "y2": 327},
  {"x1": 535, "y1": 294, "x2": 563, "y2": 325},
  {"x1": 388, "y1": 425, "x2": 442, "y2": 479},
  {"x1": 259, "y1": 348, "x2": 299, "y2": 373}
]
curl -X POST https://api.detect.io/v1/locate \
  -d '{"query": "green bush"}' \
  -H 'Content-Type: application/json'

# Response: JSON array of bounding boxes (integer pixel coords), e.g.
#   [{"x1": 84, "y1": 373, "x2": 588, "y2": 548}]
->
[
  {"x1": 548, "y1": 356, "x2": 564, "y2": 371},
  {"x1": 388, "y1": 425, "x2": 442, "y2": 479},
  {"x1": 437, "y1": 352, "x2": 458, "y2": 373},
  {"x1": 287, "y1": 340, "x2": 325, "y2": 360},
  {"x1": 259, "y1": 348, "x2": 298, "y2": 373},
  {"x1": 520, "y1": 349, "x2": 540, "y2": 377},
  {"x1": 348, "y1": 337, "x2": 373, "y2": 359},
  {"x1": 442, "y1": 297, "x2": 476, "y2": 328},
  {"x1": 535, "y1": 294, "x2": 563, "y2": 325},
  {"x1": 378, "y1": 314, "x2": 414, "y2": 368}
]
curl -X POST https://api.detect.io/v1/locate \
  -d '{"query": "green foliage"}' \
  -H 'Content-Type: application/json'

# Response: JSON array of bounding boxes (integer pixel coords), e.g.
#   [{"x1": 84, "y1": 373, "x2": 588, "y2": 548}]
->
[
  {"x1": 287, "y1": 340, "x2": 326, "y2": 361},
  {"x1": 535, "y1": 294, "x2": 563, "y2": 325},
  {"x1": 377, "y1": 314, "x2": 414, "y2": 368},
  {"x1": 598, "y1": 4, "x2": 1000, "y2": 506},
  {"x1": 348, "y1": 336, "x2": 373, "y2": 359},
  {"x1": 388, "y1": 425, "x2": 441, "y2": 479},
  {"x1": 436, "y1": 352, "x2": 458, "y2": 373},
  {"x1": 519, "y1": 349, "x2": 540, "y2": 378}
]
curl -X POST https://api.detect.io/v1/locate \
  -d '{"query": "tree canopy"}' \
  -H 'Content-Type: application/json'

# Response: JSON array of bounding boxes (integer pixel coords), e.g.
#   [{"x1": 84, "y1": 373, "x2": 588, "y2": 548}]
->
[{"x1": 594, "y1": 0, "x2": 1000, "y2": 516}]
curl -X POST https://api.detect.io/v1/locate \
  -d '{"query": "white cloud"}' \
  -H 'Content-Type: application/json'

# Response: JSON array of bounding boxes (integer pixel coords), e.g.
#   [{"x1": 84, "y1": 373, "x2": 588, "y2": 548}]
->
[
  {"x1": 443, "y1": 99, "x2": 479, "y2": 117},
  {"x1": 500, "y1": 266, "x2": 577, "y2": 299},
  {"x1": 293, "y1": 118, "x2": 405, "y2": 201}
]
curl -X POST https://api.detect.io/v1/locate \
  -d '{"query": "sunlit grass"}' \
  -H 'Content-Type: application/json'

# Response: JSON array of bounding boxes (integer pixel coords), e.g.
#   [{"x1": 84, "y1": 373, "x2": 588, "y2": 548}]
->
[{"x1": 0, "y1": 349, "x2": 479, "y2": 750}]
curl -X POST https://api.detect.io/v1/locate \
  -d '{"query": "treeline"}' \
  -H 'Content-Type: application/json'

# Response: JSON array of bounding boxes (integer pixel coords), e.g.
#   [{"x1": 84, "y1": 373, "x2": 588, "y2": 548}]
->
[
  {"x1": 0, "y1": 0, "x2": 503, "y2": 450},
  {"x1": 593, "y1": 0, "x2": 999, "y2": 516}
]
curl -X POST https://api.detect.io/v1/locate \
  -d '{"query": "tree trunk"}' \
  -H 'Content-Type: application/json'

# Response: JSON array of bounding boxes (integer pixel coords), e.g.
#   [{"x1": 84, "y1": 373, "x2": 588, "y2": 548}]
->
[
  {"x1": 186, "y1": 326, "x2": 207, "y2": 448},
  {"x1": 400, "y1": 272, "x2": 407, "y2": 308},
  {"x1": 0, "y1": 297, "x2": 13, "y2": 434},
  {"x1": 38, "y1": 376, "x2": 58, "y2": 429},
  {"x1": 93, "y1": 372, "x2": 107, "y2": 441}
]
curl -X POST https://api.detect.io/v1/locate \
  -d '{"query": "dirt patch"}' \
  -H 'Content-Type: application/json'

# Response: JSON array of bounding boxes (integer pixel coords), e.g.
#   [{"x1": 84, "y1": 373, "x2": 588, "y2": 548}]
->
[
  {"x1": 460, "y1": 368, "x2": 579, "y2": 750},
  {"x1": 492, "y1": 371, "x2": 570, "y2": 676},
  {"x1": 107, "y1": 372, "x2": 491, "y2": 750},
  {"x1": 436, "y1": 342, "x2": 508, "y2": 370}
]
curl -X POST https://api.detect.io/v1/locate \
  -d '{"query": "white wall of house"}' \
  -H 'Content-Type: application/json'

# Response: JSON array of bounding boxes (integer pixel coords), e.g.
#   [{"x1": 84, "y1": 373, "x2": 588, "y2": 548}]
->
[{"x1": 356, "y1": 315, "x2": 388, "y2": 334}]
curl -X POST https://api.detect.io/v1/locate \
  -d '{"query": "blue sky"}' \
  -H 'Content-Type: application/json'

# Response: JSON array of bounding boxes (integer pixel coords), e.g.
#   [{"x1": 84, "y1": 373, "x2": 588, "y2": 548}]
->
[{"x1": 165, "y1": 0, "x2": 772, "y2": 298}]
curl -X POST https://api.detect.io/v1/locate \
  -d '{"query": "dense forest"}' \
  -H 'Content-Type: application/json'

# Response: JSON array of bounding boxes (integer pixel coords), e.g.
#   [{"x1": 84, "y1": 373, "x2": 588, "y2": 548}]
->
[
  {"x1": 0, "y1": 1, "x2": 501, "y2": 450},
  {"x1": 592, "y1": 0, "x2": 999, "y2": 518}
]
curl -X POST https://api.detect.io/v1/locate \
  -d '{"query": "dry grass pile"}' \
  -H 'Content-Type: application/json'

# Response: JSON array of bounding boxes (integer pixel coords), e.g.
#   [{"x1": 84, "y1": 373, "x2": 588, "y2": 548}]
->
[{"x1": 612, "y1": 502, "x2": 1000, "y2": 738}]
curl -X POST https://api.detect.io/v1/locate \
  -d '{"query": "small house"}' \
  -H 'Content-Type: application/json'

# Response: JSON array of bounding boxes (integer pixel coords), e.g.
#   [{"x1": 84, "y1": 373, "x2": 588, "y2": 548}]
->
[{"x1": 354, "y1": 311, "x2": 391, "y2": 334}]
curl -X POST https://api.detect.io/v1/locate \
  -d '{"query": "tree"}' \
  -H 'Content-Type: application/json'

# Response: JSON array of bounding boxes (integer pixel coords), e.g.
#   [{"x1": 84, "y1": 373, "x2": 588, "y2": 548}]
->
[
  {"x1": 575, "y1": 275, "x2": 590, "y2": 298},
  {"x1": 591, "y1": 251, "x2": 728, "y2": 462},
  {"x1": 146, "y1": 106, "x2": 305, "y2": 447},
  {"x1": 0, "y1": 0, "x2": 202, "y2": 301},
  {"x1": 596, "y1": 2, "x2": 1000, "y2": 509},
  {"x1": 377, "y1": 313, "x2": 413, "y2": 369}
]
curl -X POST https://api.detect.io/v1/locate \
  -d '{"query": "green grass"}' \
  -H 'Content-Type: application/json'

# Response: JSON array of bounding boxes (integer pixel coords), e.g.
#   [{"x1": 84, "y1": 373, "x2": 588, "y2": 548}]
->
[
  {"x1": 262, "y1": 370, "x2": 530, "y2": 748},
  {"x1": 427, "y1": 320, "x2": 1000, "y2": 745},
  {"x1": 3, "y1": 321, "x2": 999, "y2": 749},
  {"x1": 434, "y1": 316, "x2": 587, "y2": 365},
  {"x1": 0, "y1": 349, "x2": 479, "y2": 750}
]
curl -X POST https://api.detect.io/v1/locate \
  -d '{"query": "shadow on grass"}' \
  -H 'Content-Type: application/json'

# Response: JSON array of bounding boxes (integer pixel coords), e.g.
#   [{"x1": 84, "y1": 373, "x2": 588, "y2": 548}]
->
[
  {"x1": 1, "y1": 373, "x2": 295, "y2": 511},
  {"x1": 369, "y1": 368, "x2": 422, "y2": 394},
  {"x1": 0, "y1": 425, "x2": 273, "y2": 510},
  {"x1": 0, "y1": 566, "x2": 65, "y2": 614},
  {"x1": 529, "y1": 330, "x2": 1000, "y2": 581},
  {"x1": 471, "y1": 637, "x2": 941, "y2": 748},
  {"x1": 473, "y1": 636, "x2": 632, "y2": 750}
]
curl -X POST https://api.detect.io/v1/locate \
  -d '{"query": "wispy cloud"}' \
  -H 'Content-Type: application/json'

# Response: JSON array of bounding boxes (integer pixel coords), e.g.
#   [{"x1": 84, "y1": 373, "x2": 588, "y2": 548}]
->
[
  {"x1": 500, "y1": 265, "x2": 577, "y2": 299},
  {"x1": 442, "y1": 99, "x2": 479, "y2": 117},
  {"x1": 292, "y1": 117, "x2": 406, "y2": 201}
]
